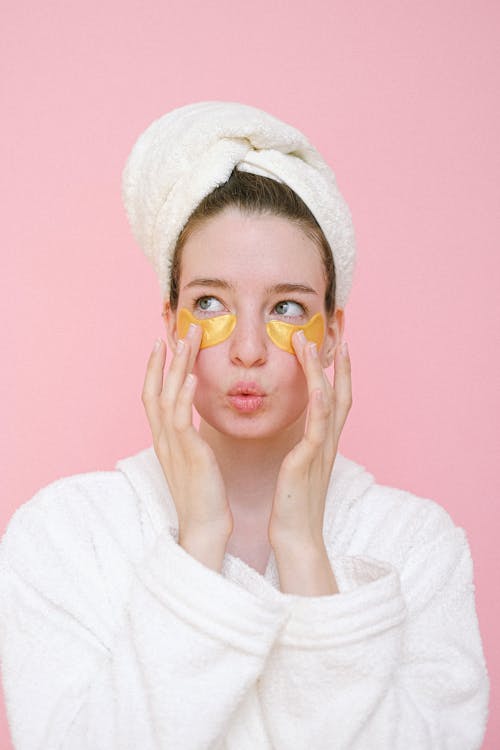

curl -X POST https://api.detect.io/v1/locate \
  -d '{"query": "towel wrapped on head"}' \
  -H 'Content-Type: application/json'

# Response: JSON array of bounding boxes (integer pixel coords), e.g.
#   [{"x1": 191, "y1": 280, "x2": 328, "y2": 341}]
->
[{"x1": 121, "y1": 101, "x2": 356, "y2": 309}]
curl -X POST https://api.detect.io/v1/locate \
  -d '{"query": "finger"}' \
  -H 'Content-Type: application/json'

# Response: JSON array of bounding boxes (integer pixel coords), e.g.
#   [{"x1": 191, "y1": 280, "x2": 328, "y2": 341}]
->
[
  {"x1": 293, "y1": 329, "x2": 333, "y2": 399},
  {"x1": 184, "y1": 322, "x2": 203, "y2": 374},
  {"x1": 322, "y1": 365, "x2": 333, "y2": 391},
  {"x1": 304, "y1": 387, "x2": 331, "y2": 448},
  {"x1": 291, "y1": 329, "x2": 307, "y2": 369},
  {"x1": 303, "y1": 339, "x2": 332, "y2": 406},
  {"x1": 332, "y1": 341, "x2": 353, "y2": 435},
  {"x1": 161, "y1": 323, "x2": 201, "y2": 406},
  {"x1": 173, "y1": 372, "x2": 198, "y2": 432},
  {"x1": 142, "y1": 338, "x2": 167, "y2": 438}
]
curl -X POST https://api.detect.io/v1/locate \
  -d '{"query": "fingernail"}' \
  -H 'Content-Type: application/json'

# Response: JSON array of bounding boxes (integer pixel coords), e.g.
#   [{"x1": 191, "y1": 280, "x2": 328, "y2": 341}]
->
[
  {"x1": 153, "y1": 338, "x2": 161, "y2": 353},
  {"x1": 308, "y1": 342, "x2": 318, "y2": 358},
  {"x1": 341, "y1": 342, "x2": 349, "y2": 357},
  {"x1": 186, "y1": 323, "x2": 198, "y2": 339},
  {"x1": 297, "y1": 330, "x2": 307, "y2": 344},
  {"x1": 176, "y1": 339, "x2": 185, "y2": 354}
]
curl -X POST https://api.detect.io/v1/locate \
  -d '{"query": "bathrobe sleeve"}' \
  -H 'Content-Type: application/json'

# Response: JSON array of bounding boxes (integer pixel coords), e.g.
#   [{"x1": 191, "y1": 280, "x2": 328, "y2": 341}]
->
[
  {"x1": 258, "y1": 503, "x2": 490, "y2": 750},
  {"x1": 0, "y1": 477, "x2": 290, "y2": 750}
]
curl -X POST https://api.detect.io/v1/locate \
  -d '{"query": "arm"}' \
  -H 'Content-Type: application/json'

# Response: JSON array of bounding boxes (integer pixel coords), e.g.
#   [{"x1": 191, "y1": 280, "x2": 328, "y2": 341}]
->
[
  {"x1": 258, "y1": 509, "x2": 490, "y2": 750},
  {"x1": 273, "y1": 539, "x2": 339, "y2": 596},
  {"x1": 0, "y1": 486, "x2": 291, "y2": 750},
  {"x1": 264, "y1": 332, "x2": 489, "y2": 747}
]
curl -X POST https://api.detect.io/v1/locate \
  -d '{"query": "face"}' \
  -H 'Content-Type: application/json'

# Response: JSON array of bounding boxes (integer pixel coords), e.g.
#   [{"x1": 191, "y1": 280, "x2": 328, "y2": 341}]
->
[{"x1": 164, "y1": 207, "x2": 344, "y2": 441}]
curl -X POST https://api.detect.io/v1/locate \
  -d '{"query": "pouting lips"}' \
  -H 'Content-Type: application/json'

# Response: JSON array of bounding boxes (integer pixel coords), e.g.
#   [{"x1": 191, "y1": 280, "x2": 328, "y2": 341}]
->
[
  {"x1": 227, "y1": 381, "x2": 266, "y2": 397},
  {"x1": 227, "y1": 382, "x2": 266, "y2": 413}
]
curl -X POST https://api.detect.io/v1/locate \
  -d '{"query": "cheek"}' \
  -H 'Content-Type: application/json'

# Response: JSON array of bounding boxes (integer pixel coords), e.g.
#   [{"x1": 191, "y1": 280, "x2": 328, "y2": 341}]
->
[
  {"x1": 279, "y1": 355, "x2": 310, "y2": 410},
  {"x1": 266, "y1": 352, "x2": 311, "y2": 417},
  {"x1": 191, "y1": 347, "x2": 222, "y2": 380},
  {"x1": 275, "y1": 351, "x2": 307, "y2": 387},
  {"x1": 190, "y1": 351, "x2": 222, "y2": 420}
]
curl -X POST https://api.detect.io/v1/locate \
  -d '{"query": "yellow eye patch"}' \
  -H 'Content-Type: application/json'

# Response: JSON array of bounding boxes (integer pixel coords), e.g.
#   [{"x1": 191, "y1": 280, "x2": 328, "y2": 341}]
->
[
  {"x1": 176, "y1": 308, "x2": 324, "y2": 353},
  {"x1": 177, "y1": 307, "x2": 236, "y2": 348},
  {"x1": 266, "y1": 312, "x2": 324, "y2": 353}
]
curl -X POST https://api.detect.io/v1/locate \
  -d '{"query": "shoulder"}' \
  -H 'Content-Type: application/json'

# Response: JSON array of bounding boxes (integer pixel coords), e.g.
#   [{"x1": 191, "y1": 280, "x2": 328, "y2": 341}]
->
[
  {"x1": 0, "y1": 463, "x2": 162, "y2": 646},
  {"x1": 326, "y1": 455, "x2": 478, "y2": 621},
  {"x1": 364, "y1": 477, "x2": 457, "y2": 537},
  {"x1": 328, "y1": 453, "x2": 465, "y2": 567},
  {"x1": 0, "y1": 465, "x2": 154, "y2": 580}
]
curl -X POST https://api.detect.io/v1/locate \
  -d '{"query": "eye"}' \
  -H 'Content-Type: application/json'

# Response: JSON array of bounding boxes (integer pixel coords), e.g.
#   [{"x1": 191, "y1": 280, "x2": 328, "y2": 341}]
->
[
  {"x1": 194, "y1": 296, "x2": 226, "y2": 315},
  {"x1": 273, "y1": 300, "x2": 306, "y2": 318}
]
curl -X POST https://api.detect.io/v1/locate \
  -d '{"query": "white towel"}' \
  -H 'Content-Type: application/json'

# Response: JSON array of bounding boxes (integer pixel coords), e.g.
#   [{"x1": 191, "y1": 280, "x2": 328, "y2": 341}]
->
[{"x1": 121, "y1": 101, "x2": 356, "y2": 308}]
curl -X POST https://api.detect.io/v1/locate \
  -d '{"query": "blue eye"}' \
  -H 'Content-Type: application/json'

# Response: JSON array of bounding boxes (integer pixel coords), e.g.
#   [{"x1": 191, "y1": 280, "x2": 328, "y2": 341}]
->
[
  {"x1": 273, "y1": 300, "x2": 305, "y2": 317},
  {"x1": 194, "y1": 296, "x2": 225, "y2": 314}
]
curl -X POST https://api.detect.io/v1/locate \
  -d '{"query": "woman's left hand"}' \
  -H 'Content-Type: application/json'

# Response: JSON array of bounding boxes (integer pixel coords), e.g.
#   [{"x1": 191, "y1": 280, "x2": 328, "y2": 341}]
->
[{"x1": 268, "y1": 332, "x2": 352, "y2": 552}]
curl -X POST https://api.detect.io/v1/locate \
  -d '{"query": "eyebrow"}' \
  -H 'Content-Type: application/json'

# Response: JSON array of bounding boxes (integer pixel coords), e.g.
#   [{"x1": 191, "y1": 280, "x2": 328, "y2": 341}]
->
[
  {"x1": 183, "y1": 278, "x2": 319, "y2": 296},
  {"x1": 268, "y1": 283, "x2": 318, "y2": 296},
  {"x1": 183, "y1": 278, "x2": 234, "y2": 291}
]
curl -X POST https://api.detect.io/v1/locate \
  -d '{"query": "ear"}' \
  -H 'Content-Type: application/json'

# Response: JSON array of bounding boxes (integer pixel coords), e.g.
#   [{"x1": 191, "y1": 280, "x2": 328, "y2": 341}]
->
[
  {"x1": 161, "y1": 299, "x2": 178, "y2": 351},
  {"x1": 321, "y1": 308, "x2": 344, "y2": 368}
]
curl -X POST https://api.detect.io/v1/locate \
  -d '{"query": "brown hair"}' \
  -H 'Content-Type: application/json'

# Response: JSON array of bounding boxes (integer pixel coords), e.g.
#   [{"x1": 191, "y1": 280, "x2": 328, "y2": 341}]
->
[{"x1": 168, "y1": 169, "x2": 336, "y2": 313}]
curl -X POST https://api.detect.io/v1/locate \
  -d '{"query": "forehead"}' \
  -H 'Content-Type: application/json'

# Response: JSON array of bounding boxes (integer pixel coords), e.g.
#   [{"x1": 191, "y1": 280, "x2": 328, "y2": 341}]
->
[{"x1": 180, "y1": 208, "x2": 325, "y2": 289}]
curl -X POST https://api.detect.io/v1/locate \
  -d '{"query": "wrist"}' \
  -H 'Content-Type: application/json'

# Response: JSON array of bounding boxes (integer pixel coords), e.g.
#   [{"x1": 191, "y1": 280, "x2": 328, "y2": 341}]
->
[
  {"x1": 178, "y1": 525, "x2": 230, "y2": 573},
  {"x1": 271, "y1": 537, "x2": 339, "y2": 596},
  {"x1": 269, "y1": 529, "x2": 325, "y2": 557}
]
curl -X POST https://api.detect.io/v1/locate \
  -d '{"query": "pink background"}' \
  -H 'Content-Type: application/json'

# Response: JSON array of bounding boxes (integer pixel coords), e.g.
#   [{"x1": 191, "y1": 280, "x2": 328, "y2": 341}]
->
[{"x1": 2, "y1": 0, "x2": 498, "y2": 746}]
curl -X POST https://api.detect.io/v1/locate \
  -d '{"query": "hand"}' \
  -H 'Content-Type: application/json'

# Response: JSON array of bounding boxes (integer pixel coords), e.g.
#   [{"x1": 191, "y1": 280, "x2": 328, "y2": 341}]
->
[
  {"x1": 142, "y1": 324, "x2": 234, "y2": 543},
  {"x1": 268, "y1": 333, "x2": 352, "y2": 550}
]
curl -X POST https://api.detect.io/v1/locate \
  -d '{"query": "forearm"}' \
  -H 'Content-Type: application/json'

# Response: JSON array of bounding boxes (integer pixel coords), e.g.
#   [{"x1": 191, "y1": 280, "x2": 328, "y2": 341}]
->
[{"x1": 272, "y1": 539, "x2": 339, "y2": 596}]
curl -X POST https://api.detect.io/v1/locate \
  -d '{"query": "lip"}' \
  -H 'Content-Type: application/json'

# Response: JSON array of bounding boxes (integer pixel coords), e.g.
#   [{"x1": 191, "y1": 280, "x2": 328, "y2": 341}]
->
[
  {"x1": 228, "y1": 381, "x2": 266, "y2": 396},
  {"x1": 227, "y1": 381, "x2": 266, "y2": 413}
]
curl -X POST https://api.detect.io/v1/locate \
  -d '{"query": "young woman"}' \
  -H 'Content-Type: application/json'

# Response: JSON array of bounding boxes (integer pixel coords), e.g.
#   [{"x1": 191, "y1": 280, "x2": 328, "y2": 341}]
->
[{"x1": 0, "y1": 102, "x2": 489, "y2": 749}]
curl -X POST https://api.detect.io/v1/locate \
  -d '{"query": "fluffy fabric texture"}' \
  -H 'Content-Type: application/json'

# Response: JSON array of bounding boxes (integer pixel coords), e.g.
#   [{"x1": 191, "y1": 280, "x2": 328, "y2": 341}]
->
[
  {"x1": 121, "y1": 101, "x2": 356, "y2": 308},
  {"x1": 0, "y1": 446, "x2": 490, "y2": 749}
]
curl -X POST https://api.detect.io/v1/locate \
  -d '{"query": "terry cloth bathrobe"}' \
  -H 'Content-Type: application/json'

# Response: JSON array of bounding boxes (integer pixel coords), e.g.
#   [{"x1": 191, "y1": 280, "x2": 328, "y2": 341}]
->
[{"x1": 0, "y1": 445, "x2": 490, "y2": 749}]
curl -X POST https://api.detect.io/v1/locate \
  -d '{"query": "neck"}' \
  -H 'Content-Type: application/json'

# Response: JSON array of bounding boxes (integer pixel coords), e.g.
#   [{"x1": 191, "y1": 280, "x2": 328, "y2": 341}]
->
[{"x1": 199, "y1": 413, "x2": 306, "y2": 521}]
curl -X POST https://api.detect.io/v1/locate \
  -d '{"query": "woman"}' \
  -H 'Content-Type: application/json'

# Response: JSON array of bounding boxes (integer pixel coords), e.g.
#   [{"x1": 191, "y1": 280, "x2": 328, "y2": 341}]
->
[{"x1": 0, "y1": 102, "x2": 489, "y2": 749}]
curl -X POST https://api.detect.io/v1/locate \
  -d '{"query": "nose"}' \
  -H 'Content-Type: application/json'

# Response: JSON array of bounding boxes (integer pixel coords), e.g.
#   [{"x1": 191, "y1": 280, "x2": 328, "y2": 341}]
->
[{"x1": 229, "y1": 309, "x2": 268, "y2": 368}]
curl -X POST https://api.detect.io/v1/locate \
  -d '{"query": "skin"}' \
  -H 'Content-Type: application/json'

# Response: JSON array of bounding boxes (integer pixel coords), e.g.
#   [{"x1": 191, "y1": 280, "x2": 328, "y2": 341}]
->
[{"x1": 141, "y1": 207, "x2": 352, "y2": 595}]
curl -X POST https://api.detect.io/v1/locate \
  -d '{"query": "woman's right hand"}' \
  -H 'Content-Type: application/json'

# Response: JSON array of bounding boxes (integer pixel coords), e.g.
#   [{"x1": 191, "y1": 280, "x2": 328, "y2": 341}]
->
[{"x1": 142, "y1": 323, "x2": 234, "y2": 550}]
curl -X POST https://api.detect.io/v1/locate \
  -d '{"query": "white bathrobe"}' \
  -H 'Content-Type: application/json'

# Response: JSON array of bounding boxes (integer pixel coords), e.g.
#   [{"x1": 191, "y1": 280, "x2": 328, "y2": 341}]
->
[{"x1": 0, "y1": 445, "x2": 490, "y2": 749}]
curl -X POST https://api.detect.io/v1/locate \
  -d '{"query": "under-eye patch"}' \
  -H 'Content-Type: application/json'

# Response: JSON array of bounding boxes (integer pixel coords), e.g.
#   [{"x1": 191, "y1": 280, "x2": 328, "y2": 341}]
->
[
  {"x1": 177, "y1": 307, "x2": 236, "y2": 348},
  {"x1": 266, "y1": 312, "x2": 324, "y2": 353},
  {"x1": 176, "y1": 308, "x2": 324, "y2": 353}
]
